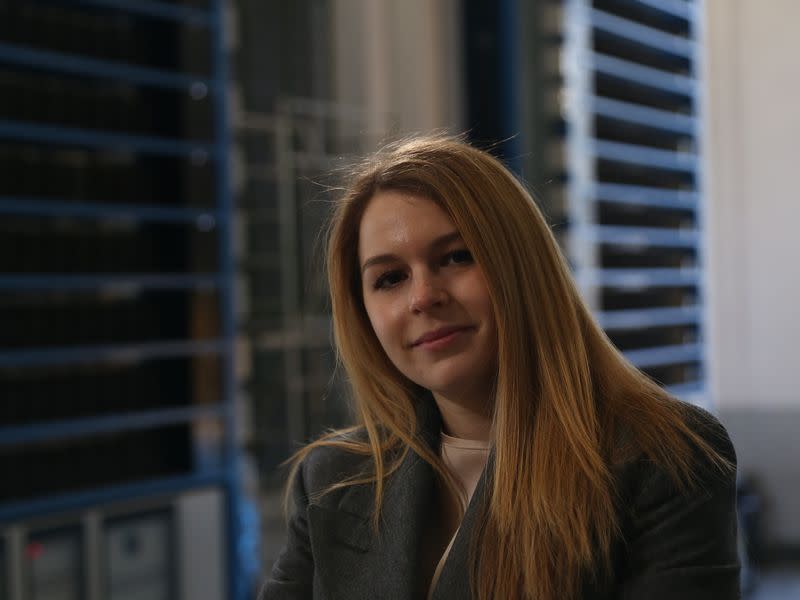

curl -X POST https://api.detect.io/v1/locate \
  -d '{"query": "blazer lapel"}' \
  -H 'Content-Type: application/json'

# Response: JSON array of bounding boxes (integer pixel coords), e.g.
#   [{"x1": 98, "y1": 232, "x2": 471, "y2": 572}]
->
[
  {"x1": 429, "y1": 453, "x2": 492, "y2": 600},
  {"x1": 309, "y1": 406, "x2": 441, "y2": 599}
]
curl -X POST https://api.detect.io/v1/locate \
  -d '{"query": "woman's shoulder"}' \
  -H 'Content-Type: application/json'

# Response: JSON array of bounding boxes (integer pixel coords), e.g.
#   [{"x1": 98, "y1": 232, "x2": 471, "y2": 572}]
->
[
  {"x1": 677, "y1": 401, "x2": 737, "y2": 465},
  {"x1": 611, "y1": 403, "x2": 741, "y2": 596},
  {"x1": 294, "y1": 427, "x2": 375, "y2": 495},
  {"x1": 615, "y1": 401, "x2": 737, "y2": 506}
]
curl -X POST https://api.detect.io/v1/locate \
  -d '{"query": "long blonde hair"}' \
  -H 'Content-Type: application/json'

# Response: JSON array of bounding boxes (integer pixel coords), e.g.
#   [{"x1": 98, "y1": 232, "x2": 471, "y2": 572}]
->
[{"x1": 288, "y1": 135, "x2": 726, "y2": 599}]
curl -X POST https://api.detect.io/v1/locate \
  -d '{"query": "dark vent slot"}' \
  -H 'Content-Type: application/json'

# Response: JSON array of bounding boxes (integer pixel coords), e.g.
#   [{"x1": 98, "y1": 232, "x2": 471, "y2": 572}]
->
[
  {"x1": 596, "y1": 159, "x2": 695, "y2": 189},
  {"x1": 0, "y1": 143, "x2": 215, "y2": 207},
  {"x1": 608, "y1": 324, "x2": 697, "y2": 351},
  {"x1": 601, "y1": 286, "x2": 697, "y2": 311},
  {"x1": 0, "y1": 4, "x2": 211, "y2": 75},
  {"x1": 597, "y1": 201, "x2": 695, "y2": 228},
  {"x1": 593, "y1": 30, "x2": 692, "y2": 75},
  {"x1": 0, "y1": 218, "x2": 217, "y2": 273},
  {"x1": 0, "y1": 358, "x2": 210, "y2": 426},
  {"x1": 600, "y1": 246, "x2": 696, "y2": 269},
  {"x1": 591, "y1": 0, "x2": 691, "y2": 36},
  {"x1": 0, "y1": 426, "x2": 194, "y2": 503},
  {"x1": 0, "y1": 67, "x2": 213, "y2": 140},
  {"x1": 594, "y1": 116, "x2": 695, "y2": 152},
  {"x1": 0, "y1": 290, "x2": 218, "y2": 349},
  {"x1": 594, "y1": 73, "x2": 693, "y2": 113},
  {"x1": 642, "y1": 362, "x2": 700, "y2": 387}
]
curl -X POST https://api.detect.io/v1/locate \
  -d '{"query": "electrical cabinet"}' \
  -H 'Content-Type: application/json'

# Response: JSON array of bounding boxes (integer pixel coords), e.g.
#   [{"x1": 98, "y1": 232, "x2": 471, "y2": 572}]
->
[{"x1": 1, "y1": 489, "x2": 224, "y2": 600}]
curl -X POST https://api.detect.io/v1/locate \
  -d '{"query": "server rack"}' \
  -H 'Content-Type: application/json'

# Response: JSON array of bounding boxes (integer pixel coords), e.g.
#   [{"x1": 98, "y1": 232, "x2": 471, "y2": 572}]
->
[
  {"x1": 0, "y1": 2, "x2": 242, "y2": 599},
  {"x1": 233, "y1": 96, "x2": 380, "y2": 571},
  {"x1": 235, "y1": 98, "x2": 375, "y2": 481},
  {"x1": 530, "y1": 0, "x2": 710, "y2": 406},
  {"x1": 230, "y1": 1, "x2": 390, "y2": 574}
]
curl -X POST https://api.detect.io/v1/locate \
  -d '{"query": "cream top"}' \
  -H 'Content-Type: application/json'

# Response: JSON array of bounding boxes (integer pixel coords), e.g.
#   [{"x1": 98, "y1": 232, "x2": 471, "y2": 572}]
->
[{"x1": 426, "y1": 432, "x2": 491, "y2": 599}]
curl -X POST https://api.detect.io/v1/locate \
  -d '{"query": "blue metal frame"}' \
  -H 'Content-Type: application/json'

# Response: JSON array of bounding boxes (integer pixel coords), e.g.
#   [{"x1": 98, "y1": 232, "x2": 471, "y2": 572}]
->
[
  {"x1": 1, "y1": 2, "x2": 240, "y2": 597},
  {"x1": 592, "y1": 52, "x2": 696, "y2": 95},
  {"x1": 0, "y1": 274, "x2": 221, "y2": 292},
  {"x1": 558, "y1": 0, "x2": 710, "y2": 405},
  {"x1": 665, "y1": 381, "x2": 706, "y2": 397},
  {"x1": 590, "y1": 267, "x2": 700, "y2": 287},
  {"x1": 592, "y1": 183, "x2": 699, "y2": 210},
  {"x1": 1, "y1": 1, "x2": 241, "y2": 596},
  {"x1": 596, "y1": 306, "x2": 700, "y2": 330},
  {"x1": 0, "y1": 339, "x2": 225, "y2": 368},
  {"x1": 587, "y1": 225, "x2": 698, "y2": 248},
  {"x1": 0, "y1": 471, "x2": 227, "y2": 523},
  {"x1": 593, "y1": 140, "x2": 697, "y2": 171},
  {"x1": 74, "y1": 0, "x2": 213, "y2": 26},
  {"x1": 208, "y1": 2, "x2": 244, "y2": 599},
  {"x1": 0, "y1": 120, "x2": 215, "y2": 158},
  {"x1": 0, "y1": 197, "x2": 216, "y2": 225},
  {"x1": 624, "y1": 343, "x2": 702, "y2": 368},
  {"x1": 589, "y1": 9, "x2": 695, "y2": 57},
  {"x1": 626, "y1": 0, "x2": 694, "y2": 20},
  {"x1": 689, "y1": 1, "x2": 713, "y2": 410},
  {"x1": 0, "y1": 405, "x2": 225, "y2": 447},
  {"x1": 591, "y1": 96, "x2": 696, "y2": 134},
  {"x1": 0, "y1": 42, "x2": 212, "y2": 92}
]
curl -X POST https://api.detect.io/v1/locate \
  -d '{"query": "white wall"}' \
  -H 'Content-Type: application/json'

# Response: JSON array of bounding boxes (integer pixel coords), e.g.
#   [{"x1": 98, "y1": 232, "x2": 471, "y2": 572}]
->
[
  {"x1": 706, "y1": 0, "x2": 800, "y2": 409},
  {"x1": 331, "y1": 0, "x2": 464, "y2": 135},
  {"x1": 706, "y1": 0, "x2": 800, "y2": 548}
]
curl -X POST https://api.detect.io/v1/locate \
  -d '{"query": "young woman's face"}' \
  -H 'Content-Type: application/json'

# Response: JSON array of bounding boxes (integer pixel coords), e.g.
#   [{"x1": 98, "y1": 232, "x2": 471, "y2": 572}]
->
[{"x1": 358, "y1": 190, "x2": 498, "y2": 403}]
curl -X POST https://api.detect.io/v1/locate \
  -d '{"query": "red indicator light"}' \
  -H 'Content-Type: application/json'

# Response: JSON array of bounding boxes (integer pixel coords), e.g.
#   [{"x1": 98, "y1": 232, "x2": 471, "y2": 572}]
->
[{"x1": 25, "y1": 542, "x2": 44, "y2": 560}]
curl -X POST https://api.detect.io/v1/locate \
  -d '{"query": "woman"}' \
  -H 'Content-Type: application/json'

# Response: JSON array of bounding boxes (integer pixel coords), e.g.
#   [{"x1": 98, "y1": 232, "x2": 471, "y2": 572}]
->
[{"x1": 260, "y1": 136, "x2": 739, "y2": 599}]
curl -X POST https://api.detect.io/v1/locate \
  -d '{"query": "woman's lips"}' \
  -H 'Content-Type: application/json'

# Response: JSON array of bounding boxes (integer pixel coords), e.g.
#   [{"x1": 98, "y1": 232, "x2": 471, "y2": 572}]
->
[{"x1": 412, "y1": 326, "x2": 472, "y2": 349}]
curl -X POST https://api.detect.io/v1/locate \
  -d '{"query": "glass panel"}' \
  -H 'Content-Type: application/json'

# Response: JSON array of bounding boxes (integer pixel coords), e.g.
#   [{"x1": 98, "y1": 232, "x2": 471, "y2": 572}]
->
[
  {"x1": 104, "y1": 511, "x2": 173, "y2": 600},
  {"x1": 25, "y1": 527, "x2": 83, "y2": 600}
]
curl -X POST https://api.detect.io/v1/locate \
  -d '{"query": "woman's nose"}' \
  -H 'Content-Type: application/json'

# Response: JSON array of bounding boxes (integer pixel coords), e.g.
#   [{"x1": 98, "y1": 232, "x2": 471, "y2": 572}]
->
[{"x1": 408, "y1": 273, "x2": 448, "y2": 313}]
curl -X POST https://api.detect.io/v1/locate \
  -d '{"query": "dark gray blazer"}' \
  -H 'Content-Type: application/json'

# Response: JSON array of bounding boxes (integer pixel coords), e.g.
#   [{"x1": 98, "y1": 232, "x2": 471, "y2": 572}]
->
[{"x1": 260, "y1": 400, "x2": 740, "y2": 599}]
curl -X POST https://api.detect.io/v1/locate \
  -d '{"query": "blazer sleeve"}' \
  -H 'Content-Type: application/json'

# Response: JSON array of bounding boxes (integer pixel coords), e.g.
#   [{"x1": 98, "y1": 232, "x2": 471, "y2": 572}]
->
[
  {"x1": 615, "y1": 420, "x2": 741, "y2": 599},
  {"x1": 257, "y1": 462, "x2": 314, "y2": 600}
]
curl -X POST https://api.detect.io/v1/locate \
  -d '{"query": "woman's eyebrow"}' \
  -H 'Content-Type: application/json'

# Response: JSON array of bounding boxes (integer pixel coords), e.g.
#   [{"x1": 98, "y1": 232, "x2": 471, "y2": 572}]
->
[
  {"x1": 430, "y1": 231, "x2": 462, "y2": 249},
  {"x1": 360, "y1": 231, "x2": 463, "y2": 275}
]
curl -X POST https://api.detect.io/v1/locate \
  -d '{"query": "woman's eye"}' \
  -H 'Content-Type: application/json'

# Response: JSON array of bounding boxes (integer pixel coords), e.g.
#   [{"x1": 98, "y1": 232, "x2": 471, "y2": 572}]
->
[
  {"x1": 445, "y1": 249, "x2": 473, "y2": 265},
  {"x1": 373, "y1": 270, "x2": 405, "y2": 290}
]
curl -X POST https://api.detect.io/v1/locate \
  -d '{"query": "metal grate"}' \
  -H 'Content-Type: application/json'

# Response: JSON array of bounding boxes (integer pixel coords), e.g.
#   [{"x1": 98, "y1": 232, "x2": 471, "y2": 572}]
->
[
  {"x1": 234, "y1": 98, "x2": 378, "y2": 483},
  {"x1": 0, "y1": 1, "x2": 241, "y2": 598}
]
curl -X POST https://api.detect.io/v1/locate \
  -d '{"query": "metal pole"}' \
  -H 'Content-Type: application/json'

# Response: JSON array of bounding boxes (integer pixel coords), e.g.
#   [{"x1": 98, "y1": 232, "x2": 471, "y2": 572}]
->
[{"x1": 210, "y1": 1, "x2": 242, "y2": 599}]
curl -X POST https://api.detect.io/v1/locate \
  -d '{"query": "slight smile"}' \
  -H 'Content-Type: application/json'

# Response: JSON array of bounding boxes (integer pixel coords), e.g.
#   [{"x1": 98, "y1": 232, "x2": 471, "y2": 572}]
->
[{"x1": 411, "y1": 326, "x2": 474, "y2": 350}]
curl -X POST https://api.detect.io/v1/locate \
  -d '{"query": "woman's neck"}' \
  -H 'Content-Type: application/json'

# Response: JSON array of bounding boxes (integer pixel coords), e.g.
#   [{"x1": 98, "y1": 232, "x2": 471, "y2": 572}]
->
[{"x1": 432, "y1": 391, "x2": 492, "y2": 442}]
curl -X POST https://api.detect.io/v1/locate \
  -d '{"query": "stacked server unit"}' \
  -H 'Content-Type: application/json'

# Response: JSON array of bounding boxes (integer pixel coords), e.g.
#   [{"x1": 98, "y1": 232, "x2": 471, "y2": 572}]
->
[
  {"x1": 538, "y1": 0, "x2": 709, "y2": 405},
  {"x1": 235, "y1": 99, "x2": 372, "y2": 481},
  {"x1": 0, "y1": 2, "x2": 240, "y2": 599}
]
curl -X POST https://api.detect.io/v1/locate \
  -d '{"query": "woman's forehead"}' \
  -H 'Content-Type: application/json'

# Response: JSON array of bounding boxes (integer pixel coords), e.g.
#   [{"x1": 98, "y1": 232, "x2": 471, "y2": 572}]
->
[{"x1": 357, "y1": 191, "x2": 459, "y2": 258}]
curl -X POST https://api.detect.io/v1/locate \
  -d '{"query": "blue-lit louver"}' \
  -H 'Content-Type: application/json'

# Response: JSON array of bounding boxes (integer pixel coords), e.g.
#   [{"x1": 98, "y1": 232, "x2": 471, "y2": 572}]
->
[{"x1": 559, "y1": 0, "x2": 708, "y2": 405}]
